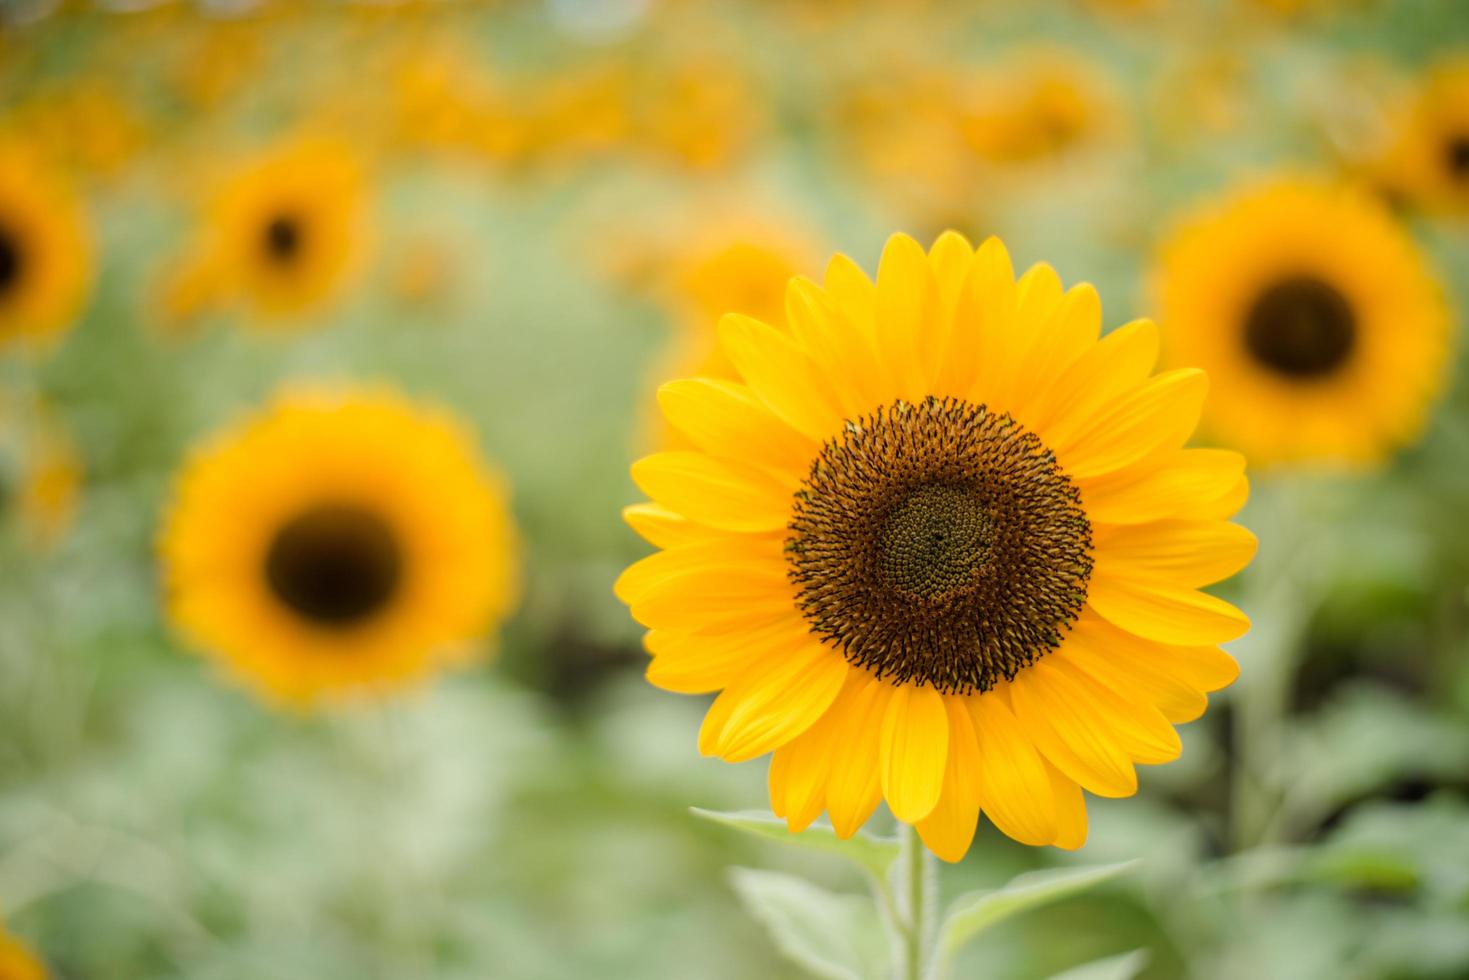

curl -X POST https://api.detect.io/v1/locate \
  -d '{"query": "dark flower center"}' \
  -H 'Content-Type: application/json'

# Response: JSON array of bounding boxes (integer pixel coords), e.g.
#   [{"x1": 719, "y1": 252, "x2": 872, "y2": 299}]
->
[
  {"x1": 263, "y1": 213, "x2": 304, "y2": 264},
  {"x1": 1445, "y1": 133, "x2": 1469, "y2": 181},
  {"x1": 786, "y1": 397, "x2": 1092, "y2": 694},
  {"x1": 0, "y1": 221, "x2": 23, "y2": 298},
  {"x1": 1243, "y1": 276, "x2": 1356, "y2": 379},
  {"x1": 265, "y1": 504, "x2": 402, "y2": 626}
]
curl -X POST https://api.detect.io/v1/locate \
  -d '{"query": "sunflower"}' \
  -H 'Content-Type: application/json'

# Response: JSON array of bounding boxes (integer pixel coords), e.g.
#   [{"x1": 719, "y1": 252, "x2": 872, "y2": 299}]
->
[
  {"x1": 1377, "y1": 58, "x2": 1469, "y2": 215},
  {"x1": 617, "y1": 232, "x2": 1252, "y2": 860},
  {"x1": 957, "y1": 49, "x2": 1122, "y2": 170},
  {"x1": 1154, "y1": 178, "x2": 1449, "y2": 466},
  {"x1": 0, "y1": 927, "x2": 45, "y2": 980},
  {"x1": 160, "y1": 386, "x2": 519, "y2": 708},
  {"x1": 0, "y1": 144, "x2": 93, "y2": 349},
  {"x1": 168, "y1": 137, "x2": 367, "y2": 325}
]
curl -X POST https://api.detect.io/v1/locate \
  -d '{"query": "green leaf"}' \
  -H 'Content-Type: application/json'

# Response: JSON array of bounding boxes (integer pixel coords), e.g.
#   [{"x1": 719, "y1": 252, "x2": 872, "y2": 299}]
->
[
  {"x1": 935, "y1": 861, "x2": 1139, "y2": 965},
  {"x1": 691, "y1": 808, "x2": 901, "y2": 880},
  {"x1": 728, "y1": 867, "x2": 891, "y2": 980},
  {"x1": 1044, "y1": 950, "x2": 1150, "y2": 980}
]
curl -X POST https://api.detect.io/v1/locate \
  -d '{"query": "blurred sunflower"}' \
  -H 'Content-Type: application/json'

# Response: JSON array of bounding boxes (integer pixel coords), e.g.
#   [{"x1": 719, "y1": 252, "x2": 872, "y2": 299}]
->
[
  {"x1": 165, "y1": 137, "x2": 367, "y2": 327},
  {"x1": 618, "y1": 232, "x2": 1252, "y2": 860},
  {"x1": 832, "y1": 62, "x2": 976, "y2": 227},
  {"x1": 634, "y1": 53, "x2": 764, "y2": 170},
  {"x1": 1154, "y1": 178, "x2": 1449, "y2": 466},
  {"x1": 957, "y1": 49, "x2": 1122, "y2": 170},
  {"x1": 0, "y1": 927, "x2": 44, "y2": 980},
  {"x1": 160, "y1": 386, "x2": 519, "y2": 708},
  {"x1": 1377, "y1": 58, "x2": 1469, "y2": 215},
  {"x1": 0, "y1": 145, "x2": 93, "y2": 349},
  {"x1": 1, "y1": 80, "x2": 150, "y2": 180}
]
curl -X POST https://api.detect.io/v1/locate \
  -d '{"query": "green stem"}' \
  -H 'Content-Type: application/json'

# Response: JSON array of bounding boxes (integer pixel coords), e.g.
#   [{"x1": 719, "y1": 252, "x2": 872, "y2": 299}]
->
[{"x1": 896, "y1": 823, "x2": 934, "y2": 980}]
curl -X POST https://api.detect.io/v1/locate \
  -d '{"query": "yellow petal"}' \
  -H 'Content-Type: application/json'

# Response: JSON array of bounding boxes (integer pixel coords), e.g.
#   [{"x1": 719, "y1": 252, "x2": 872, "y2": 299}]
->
[
  {"x1": 875, "y1": 232, "x2": 941, "y2": 398},
  {"x1": 1008, "y1": 662, "x2": 1138, "y2": 798},
  {"x1": 629, "y1": 564, "x2": 794, "y2": 632},
  {"x1": 1045, "y1": 761, "x2": 1089, "y2": 851},
  {"x1": 969, "y1": 692, "x2": 1058, "y2": 846},
  {"x1": 657, "y1": 378, "x2": 816, "y2": 479},
  {"x1": 622, "y1": 503, "x2": 721, "y2": 549},
  {"x1": 614, "y1": 534, "x2": 783, "y2": 605},
  {"x1": 963, "y1": 241, "x2": 1027, "y2": 409},
  {"x1": 916, "y1": 695, "x2": 984, "y2": 862},
  {"x1": 940, "y1": 236, "x2": 1015, "y2": 398},
  {"x1": 1055, "y1": 369, "x2": 1209, "y2": 480},
  {"x1": 1168, "y1": 644, "x2": 1241, "y2": 692},
  {"x1": 825, "y1": 677, "x2": 889, "y2": 838},
  {"x1": 1080, "y1": 449, "x2": 1247, "y2": 526},
  {"x1": 1093, "y1": 519, "x2": 1258, "y2": 588},
  {"x1": 1086, "y1": 574, "x2": 1250, "y2": 646},
  {"x1": 988, "y1": 262, "x2": 1066, "y2": 411},
  {"x1": 1180, "y1": 474, "x2": 1251, "y2": 521},
  {"x1": 1046, "y1": 657, "x2": 1181, "y2": 765},
  {"x1": 823, "y1": 251, "x2": 877, "y2": 338},
  {"x1": 1029, "y1": 318, "x2": 1159, "y2": 446},
  {"x1": 718, "y1": 313, "x2": 844, "y2": 443},
  {"x1": 645, "y1": 615, "x2": 812, "y2": 694},
  {"x1": 701, "y1": 641, "x2": 849, "y2": 762},
  {"x1": 770, "y1": 671, "x2": 870, "y2": 832},
  {"x1": 784, "y1": 276, "x2": 885, "y2": 419},
  {"x1": 1058, "y1": 626, "x2": 1210, "y2": 725},
  {"x1": 631, "y1": 451, "x2": 792, "y2": 532},
  {"x1": 880, "y1": 682, "x2": 949, "y2": 823}
]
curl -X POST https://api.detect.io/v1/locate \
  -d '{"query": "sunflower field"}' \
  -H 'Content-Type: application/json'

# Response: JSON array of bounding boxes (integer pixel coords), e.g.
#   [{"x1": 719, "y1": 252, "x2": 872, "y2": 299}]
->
[{"x1": 2, "y1": 1, "x2": 1469, "y2": 978}]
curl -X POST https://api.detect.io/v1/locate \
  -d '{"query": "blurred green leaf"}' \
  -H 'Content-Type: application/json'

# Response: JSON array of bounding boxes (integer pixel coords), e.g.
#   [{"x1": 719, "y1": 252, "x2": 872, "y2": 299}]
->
[
  {"x1": 1306, "y1": 794, "x2": 1469, "y2": 905},
  {"x1": 935, "y1": 861, "x2": 1138, "y2": 968},
  {"x1": 691, "y1": 808, "x2": 901, "y2": 881},
  {"x1": 1044, "y1": 950, "x2": 1150, "y2": 980},
  {"x1": 1276, "y1": 686, "x2": 1469, "y2": 835},
  {"x1": 728, "y1": 867, "x2": 890, "y2": 980}
]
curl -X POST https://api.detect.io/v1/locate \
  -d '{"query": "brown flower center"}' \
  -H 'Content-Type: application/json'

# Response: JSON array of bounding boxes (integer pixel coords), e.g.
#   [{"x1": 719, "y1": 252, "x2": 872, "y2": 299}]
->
[
  {"x1": 1243, "y1": 275, "x2": 1356, "y2": 379},
  {"x1": 0, "y1": 220, "x2": 23, "y2": 299},
  {"x1": 263, "y1": 212, "x2": 305, "y2": 264},
  {"x1": 265, "y1": 504, "x2": 402, "y2": 626},
  {"x1": 1445, "y1": 133, "x2": 1469, "y2": 181},
  {"x1": 786, "y1": 397, "x2": 1092, "y2": 694}
]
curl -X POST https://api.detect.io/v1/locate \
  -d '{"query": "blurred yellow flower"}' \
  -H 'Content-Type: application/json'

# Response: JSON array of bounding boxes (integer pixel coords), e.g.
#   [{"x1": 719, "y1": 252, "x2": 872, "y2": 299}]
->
[
  {"x1": 632, "y1": 54, "x2": 764, "y2": 170},
  {"x1": 160, "y1": 386, "x2": 519, "y2": 708},
  {"x1": 384, "y1": 41, "x2": 529, "y2": 162},
  {"x1": 1376, "y1": 57, "x2": 1469, "y2": 215},
  {"x1": 0, "y1": 927, "x2": 45, "y2": 980},
  {"x1": 0, "y1": 80, "x2": 150, "y2": 181},
  {"x1": 165, "y1": 137, "x2": 368, "y2": 327},
  {"x1": 617, "y1": 232, "x2": 1251, "y2": 861},
  {"x1": 833, "y1": 62, "x2": 976, "y2": 224},
  {"x1": 1154, "y1": 177, "x2": 1449, "y2": 466},
  {"x1": 957, "y1": 49, "x2": 1123, "y2": 170},
  {"x1": 0, "y1": 144, "x2": 93, "y2": 350}
]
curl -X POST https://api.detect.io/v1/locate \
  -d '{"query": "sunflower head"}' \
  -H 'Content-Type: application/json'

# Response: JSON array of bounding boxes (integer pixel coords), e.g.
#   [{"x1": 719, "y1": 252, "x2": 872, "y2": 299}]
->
[
  {"x1": 1381, "y1": 59, "x2": 1469, "y2": 215},
  {"x1": 171, "y1": 137, "x2": 367, "y2": 325},
  {"x1": 0, "y1": 926, "x2": 45, "y2": 980},
  {"x1": 0, "y1": 144, "x2": 93, "y2": 349},
  {"x1": 1154, "y1": 177, "x2": 1450, "y2": 466},
  {"x1": 619, "y1": 231, "x2": 1252, "y2": 861},
  {"x1": 160, "y1": 386, "x2": 519, "y2": 708}
]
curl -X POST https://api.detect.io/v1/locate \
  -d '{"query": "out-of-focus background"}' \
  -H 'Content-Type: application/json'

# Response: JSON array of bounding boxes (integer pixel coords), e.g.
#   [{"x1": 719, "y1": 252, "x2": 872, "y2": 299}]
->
[{"x1": 1, "y1": 1, "x2": 1468, "y2": 977}]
